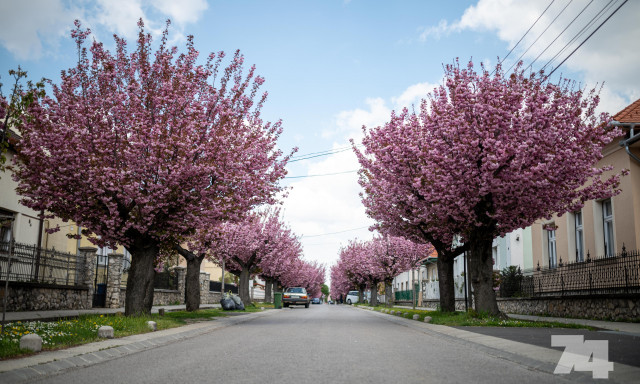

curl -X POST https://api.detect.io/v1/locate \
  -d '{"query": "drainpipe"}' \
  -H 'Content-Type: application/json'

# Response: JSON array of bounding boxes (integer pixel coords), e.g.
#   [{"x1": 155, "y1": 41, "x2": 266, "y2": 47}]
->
[{"x1": 612, "y1": 122, "x2": 640, "y2": 165}]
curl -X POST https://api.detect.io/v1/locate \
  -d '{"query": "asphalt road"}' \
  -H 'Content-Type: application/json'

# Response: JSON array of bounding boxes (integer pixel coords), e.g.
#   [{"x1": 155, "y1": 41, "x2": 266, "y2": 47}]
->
[
  {"x1": 28, "y1": 305, "x2": 621, "y2": 384},
  {"x1": 454, "y1": 326, "x2": 640, "y2": 368}
]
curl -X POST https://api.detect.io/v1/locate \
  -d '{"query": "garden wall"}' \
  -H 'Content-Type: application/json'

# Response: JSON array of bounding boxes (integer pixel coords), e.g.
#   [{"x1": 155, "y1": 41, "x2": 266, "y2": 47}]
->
[
  {"x1": 496, "y1": 294, "x2": 640, "y2": 322},
  {"x1": 0, "y1": 281, "x2": 91, "y2": 311}
]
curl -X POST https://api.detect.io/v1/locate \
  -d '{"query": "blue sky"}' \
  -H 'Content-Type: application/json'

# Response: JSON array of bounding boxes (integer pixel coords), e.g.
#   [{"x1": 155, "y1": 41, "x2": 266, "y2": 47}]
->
[{"x1": 2, "y1": 0, "x2": 639, "y2": 270}]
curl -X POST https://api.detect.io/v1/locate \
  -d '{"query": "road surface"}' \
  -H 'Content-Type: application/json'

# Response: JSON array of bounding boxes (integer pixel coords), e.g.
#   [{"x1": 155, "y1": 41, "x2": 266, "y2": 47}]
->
[{"x1": 27, "y1": 304, "x2": 635, "y2": 383}]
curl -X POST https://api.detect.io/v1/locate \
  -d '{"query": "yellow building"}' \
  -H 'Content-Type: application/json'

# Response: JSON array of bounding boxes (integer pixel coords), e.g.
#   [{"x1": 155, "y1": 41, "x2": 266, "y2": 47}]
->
[{"x1": 532, "y1": 99, "x2": 640, "y2": 268}]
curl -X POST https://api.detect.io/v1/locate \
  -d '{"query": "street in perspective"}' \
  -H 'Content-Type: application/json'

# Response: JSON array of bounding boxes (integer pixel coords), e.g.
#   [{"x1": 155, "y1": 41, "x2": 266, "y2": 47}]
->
[
  {"x1": 2, "y1": 304, "x2": 639, "y2": 384},
  {"x1": 1, "y1": 1, "x2": 640, "y2": 383}
]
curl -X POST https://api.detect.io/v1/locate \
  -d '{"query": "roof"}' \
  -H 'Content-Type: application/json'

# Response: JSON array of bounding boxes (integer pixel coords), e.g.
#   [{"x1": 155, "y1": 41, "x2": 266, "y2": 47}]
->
[
  {"x1": 613, "y1": 98, "x2": 640, "y2": 124},
  {"x1": 418, "y1": 248, "x2": 439, "y2": 264}
]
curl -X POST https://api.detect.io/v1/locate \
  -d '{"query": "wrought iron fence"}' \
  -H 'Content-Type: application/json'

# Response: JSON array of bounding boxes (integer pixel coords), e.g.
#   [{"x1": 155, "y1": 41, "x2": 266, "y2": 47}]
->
[
  {"x1": 499, "y1": 247, "x2": 640, "y2": 297},
  {"x1": 153, "y1": 268, "x2": 179, "y2": 290},
  {"x1": 0, "y1": 241, "x2": 85, "y2": 287},
  {"x1": 210, "y1": 280, "x2": 238, "y2": 294}
]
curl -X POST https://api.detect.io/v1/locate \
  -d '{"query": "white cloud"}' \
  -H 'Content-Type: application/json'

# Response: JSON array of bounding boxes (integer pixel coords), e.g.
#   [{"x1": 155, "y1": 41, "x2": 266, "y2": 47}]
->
[
  {"x1": 324, "y1": 97, "x2": 391, "y2": 139},
  {"x1": 285, "y1": 80, "x2": 438, "y2": 268},
  {"x1": 419, "y1": 0, "x2": 640, "y2": 113},
  {"x1": 282, "y1": 147, "x2": 376, "y2": 266},
  {"x1": 95, "y1": 0, "x2": 146, "y2": 39},
  {"x1": 152, "y1": 0, "x2": 208, "y2": 25},
  {"x1": 391, "y1": 81, "x2": 440, "y2": 110},
  {"x1": 0, "y1": 0, "x2": 74, "y2": 60},
  {"x1": 419, "y1": 19, "x2": 452, "y2": 42},
  {"x1": 0, "y1": 0, "x2": 207, "y2": 61}
]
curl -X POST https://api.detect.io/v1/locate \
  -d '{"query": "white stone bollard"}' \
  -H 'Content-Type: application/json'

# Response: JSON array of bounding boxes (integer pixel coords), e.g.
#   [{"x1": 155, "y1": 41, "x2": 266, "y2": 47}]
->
[
  {"x1": 260, "y1": 307, "x2": 265, "y2": 311},
  {"x1": 424, "y1": 316, "x2": 432, "y2": 323},
  {"x1": 98, "y1": 325, "x2": 114, "y2": 338},
  {"x1": 390, "y1": 310, "x2": 395, "y2": 315},
  {"x1": 147, "y1": 321, "x2": 157, "y2": 331},
  {"x1": 20, "y1": 333, "x2": 42, "y2": 352},
  {"x1": 403, "y1": 312, "x2": 409, "y2": 317},
  {"x1": 412, "y1": 314, "x2": 419, "y2": 320}
]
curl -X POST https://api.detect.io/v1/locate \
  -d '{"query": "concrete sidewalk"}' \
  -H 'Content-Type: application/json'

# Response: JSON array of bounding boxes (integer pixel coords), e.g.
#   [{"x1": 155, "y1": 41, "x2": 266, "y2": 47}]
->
[
  {"x1": 391, "y1": 305, "x2": 640, "y2": 335},
  {"x1": 1, "y1": 303, "x2": 222, "y2": 323}
]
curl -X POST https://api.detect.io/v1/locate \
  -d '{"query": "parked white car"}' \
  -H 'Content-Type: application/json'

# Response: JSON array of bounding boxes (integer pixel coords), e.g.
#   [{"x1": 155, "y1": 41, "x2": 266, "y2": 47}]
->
[
  {"x1": 345, "y1": 290, "x2": 359, "y2": 304},
  {"x1": 346, "y1": 291, "x2": 381, "y2": 305}
]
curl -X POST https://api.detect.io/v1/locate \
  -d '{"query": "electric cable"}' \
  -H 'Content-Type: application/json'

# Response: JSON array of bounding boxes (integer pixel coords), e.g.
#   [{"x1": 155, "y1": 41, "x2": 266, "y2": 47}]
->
[
  {"x1": 505, "y1": 0, "x2": 574, "y2": 74},
  {"x1": 524, "y1": 0, "x2": 596, "y2": 73},
  {"x1": 546, "y1": 0, "x2": 627, "y2": 77},
  {"x1": 492, "y1": 0, "x2": 556, "y2": 75},
  {"x1": 540, "y1": 0, "x2": 617, "y2": 73},
  {"x1": 285, "y1": 170, "x2": 358, "y2": 179}
]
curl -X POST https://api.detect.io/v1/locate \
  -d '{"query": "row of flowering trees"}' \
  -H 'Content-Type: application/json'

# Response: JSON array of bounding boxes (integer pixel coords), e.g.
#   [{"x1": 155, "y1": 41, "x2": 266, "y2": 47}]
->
[
  {"x1": 7, "y1": 20, "x2": 322, "y2": 316},
  {"x1": 349, "y1": 60, "x2": 626, "y2": 315},
  {"x1": 331, "y1": 236, "x2": 430, "y2": 306}
]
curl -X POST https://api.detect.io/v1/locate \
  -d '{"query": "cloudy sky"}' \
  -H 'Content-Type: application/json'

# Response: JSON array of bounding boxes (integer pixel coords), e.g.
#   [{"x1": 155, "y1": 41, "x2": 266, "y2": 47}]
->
[{"x1": 1, "y1": 0, "x2": 638, "y2": 275}]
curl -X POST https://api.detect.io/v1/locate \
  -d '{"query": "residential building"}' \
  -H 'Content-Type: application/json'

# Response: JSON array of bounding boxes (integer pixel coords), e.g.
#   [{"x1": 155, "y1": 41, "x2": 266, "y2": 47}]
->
[{"x1": 531, "y1": 98, "x2": 640, "y2": 268}]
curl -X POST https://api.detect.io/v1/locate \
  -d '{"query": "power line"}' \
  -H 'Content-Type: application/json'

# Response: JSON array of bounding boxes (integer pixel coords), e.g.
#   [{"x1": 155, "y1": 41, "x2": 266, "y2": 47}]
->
[
  {"x1": 301, "y1": 226, "x2": 370, "y2": 238},
  {"x1": 540, "y1": 0, "x2": 617, "y2": 73},
  {"x1": 524, "y1": 0, "x2": 596, "y2": 73},
  {"x1": 493, "y1": 0, "x2": 556, "y2": 75},
  {"x1": 288, "y1": 144, "x2": 364, "y2": 163},
  {"x1": 285, "y1": 170, "x2": 358, "y2": 179},
  {"x1": 505, "y1": 0, "x2": 574, "y2": 74},
  {"x1": 546, "y1": 0, "x2": 627, "y2": 77}
]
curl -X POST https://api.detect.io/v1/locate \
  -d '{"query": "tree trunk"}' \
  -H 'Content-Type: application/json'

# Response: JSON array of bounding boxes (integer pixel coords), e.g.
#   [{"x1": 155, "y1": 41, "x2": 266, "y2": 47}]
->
[
  {"x1": 468, "y1": 230, "x2": 501, "y2": 316},
  {"x1": 437, "y1": 254, "x2": 456, "y2": 312},
  {"x1": 185, "y1": 255, "x2": 204, "y2": 311},
  {"x1": 125, "y1": 238, "x2": 159, "y2": 316},
  {"x1": 370, "y1": 282, "x2": 378, "y2": 307},
  {"x1": 358, "y1": 285, "x2": 365, "y2": 304},
  {"x1": 239, "y1": 268, "x2": 251, "y2": 305},
  {"x1": 264, "y1": 277, "x2": 273, "y2": 303},
  {"x1": 385, "y1": 279, "x2": 394, "y2": 307}
]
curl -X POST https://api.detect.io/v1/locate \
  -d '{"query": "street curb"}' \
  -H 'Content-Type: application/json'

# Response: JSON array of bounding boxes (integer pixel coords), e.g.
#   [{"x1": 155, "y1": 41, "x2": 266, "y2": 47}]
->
[
  {"x1": 354, "y1": 306, "x2": 640, "y2": 384},
  {"x1": 0, "y1": 309, "x2": 277, "y2": 384}
]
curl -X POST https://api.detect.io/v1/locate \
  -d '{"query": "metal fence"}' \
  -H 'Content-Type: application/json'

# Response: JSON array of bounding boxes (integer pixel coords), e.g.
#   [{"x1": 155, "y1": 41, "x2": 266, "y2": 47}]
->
[
  {"x1": 500, "y1": 247, "x2": 640, "y2": 297},
  {"x1": 210, "y1": 281, "x2": 238, "y2": 294},
  {"x1": 153, "y1": 268, "x2": 179, "y2": 290},
  {"x1": 394, "y1": 289, "x2": 413, "y2": 301},
  {"x1": 0, "y1": 241, "x2": 85, "y2": 287}
]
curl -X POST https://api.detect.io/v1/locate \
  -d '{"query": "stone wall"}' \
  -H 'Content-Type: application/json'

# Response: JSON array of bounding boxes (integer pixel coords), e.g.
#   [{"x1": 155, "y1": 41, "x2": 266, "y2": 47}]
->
[
  {"x1": 1, "y1": 282, "x2": 91, "y2": 311},
  {"x1": 401, "y1": 294, "x2": 639, "y2": 321},
  {"x1": 497, "y1": 294, "x2": 640, "y2": 322}
]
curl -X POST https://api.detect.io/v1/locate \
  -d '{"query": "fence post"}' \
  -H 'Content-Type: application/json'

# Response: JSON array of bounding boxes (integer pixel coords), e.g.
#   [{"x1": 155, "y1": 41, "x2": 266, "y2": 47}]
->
[
  {"x1": 199, "y1": 272, "x2": 210, "y2": 304},
  {"x1": 174, "y1": 266, "x2": 186, "y2": 304},
  {"x1": 106, "y1": 253, "x2": 123, "y2": 308},
  {"x1": 79, "y1": 247, "x2": 98, "y2": 309}
]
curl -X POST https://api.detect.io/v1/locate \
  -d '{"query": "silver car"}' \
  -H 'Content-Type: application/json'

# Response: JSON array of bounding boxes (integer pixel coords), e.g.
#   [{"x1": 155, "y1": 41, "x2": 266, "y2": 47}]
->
[{"x1": 283, "y1": 287, "x2": 310, "y2": 308}]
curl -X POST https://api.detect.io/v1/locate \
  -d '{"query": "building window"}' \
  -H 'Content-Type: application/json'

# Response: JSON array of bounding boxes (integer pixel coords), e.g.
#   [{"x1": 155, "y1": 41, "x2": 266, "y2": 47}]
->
[
  {"x1": 602, "y1": 199, "x2": 614, "y2": 257},
  {"x1": 575, "y1": 211, "x2": 584, "y2": 262},
  {"x1": 0, "y1": 209, "x2": 14, "y2": 243},
  {"x1": 547, "y1": 229, "x2": 557, "y2": 268}
]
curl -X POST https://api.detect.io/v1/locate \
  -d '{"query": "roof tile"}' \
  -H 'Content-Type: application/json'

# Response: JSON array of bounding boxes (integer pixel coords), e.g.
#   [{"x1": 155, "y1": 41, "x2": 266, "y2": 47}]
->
[{"x1": 613, "y1": 98, "x2": 640, "y2": 123}]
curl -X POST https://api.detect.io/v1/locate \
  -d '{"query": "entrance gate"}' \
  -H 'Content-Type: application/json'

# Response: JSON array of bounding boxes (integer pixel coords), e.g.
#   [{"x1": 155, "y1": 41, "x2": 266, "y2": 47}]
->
[{"x1": 92, "y1": 253, "x2": 109, "y2": 307}]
